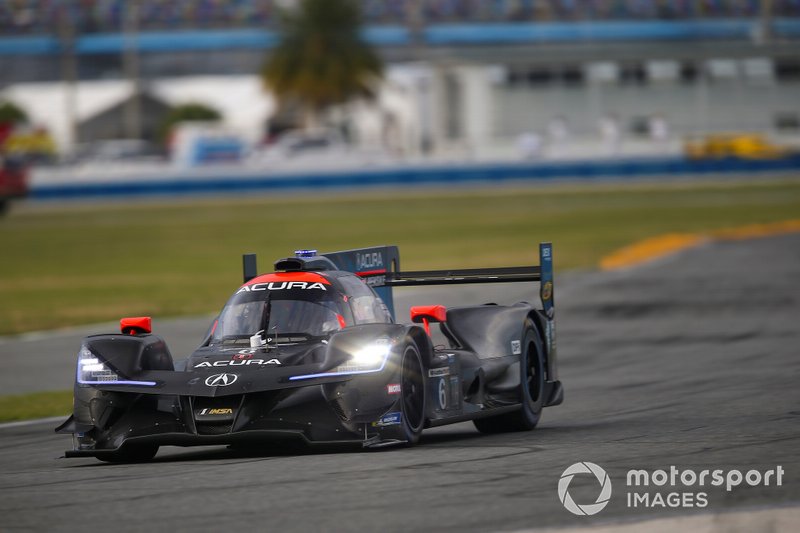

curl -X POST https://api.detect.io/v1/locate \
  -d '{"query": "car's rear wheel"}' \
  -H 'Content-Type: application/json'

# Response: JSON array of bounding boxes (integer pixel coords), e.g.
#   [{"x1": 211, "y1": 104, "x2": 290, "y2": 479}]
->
[
  {"x1": 398, "y1": 343, "x2": 426, "y2": 445},
  {"x1": 98, "y1": 444, "x2": 159, "y2": 464},
  {"x1": 474, "y1": 322, "x2": 544, "y2": 433}
]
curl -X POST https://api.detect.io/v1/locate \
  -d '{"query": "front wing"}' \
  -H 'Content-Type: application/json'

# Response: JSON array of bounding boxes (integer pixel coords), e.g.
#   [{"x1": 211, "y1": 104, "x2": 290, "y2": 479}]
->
[{"x1": 58, "y1": 366, "x2": 413, "y2": 457}]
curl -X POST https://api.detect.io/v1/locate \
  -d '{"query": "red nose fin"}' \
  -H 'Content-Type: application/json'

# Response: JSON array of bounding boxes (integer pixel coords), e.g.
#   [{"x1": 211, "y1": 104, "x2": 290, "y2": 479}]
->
[
  {"x1": 120, "y1": 316, "x2": 152, "y2": 335},
  {"x1": 410, "y1": 305, "x2": 447, "y2": 336}
]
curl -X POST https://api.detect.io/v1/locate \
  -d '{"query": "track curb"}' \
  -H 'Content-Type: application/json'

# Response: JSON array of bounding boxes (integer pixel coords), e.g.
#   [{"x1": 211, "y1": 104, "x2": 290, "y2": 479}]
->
[{"x1": 600, "y1": 219, "x2": 800, "y2": 271}]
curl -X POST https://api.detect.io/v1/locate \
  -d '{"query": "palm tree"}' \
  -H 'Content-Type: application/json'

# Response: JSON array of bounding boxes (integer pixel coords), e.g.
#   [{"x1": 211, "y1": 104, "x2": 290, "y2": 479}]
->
[{"x1": 262, "y1": 0, "x2": 383, "y2": 130}]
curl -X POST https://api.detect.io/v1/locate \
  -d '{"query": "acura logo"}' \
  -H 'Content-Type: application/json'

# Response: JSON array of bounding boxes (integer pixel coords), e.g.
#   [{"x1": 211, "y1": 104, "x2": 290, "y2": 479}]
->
[{"x1": 205, "y1": 373, "x2": 238, "y2": 387}]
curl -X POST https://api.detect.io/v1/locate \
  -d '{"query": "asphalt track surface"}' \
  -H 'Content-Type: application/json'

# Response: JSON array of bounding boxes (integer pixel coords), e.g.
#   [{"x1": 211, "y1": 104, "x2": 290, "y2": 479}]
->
[{"x1": 1, "y1": 234, "x2": 799, "y2": 532}]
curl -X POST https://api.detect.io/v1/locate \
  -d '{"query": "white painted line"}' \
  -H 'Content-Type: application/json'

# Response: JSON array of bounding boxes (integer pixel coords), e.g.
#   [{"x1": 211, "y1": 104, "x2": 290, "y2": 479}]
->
[{"x1": 0, "y1": 415, "x2": 67, "y2": 430}]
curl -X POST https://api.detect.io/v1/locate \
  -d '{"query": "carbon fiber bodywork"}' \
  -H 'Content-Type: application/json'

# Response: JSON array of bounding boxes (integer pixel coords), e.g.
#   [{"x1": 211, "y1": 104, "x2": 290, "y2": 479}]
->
[{"x1": 57, "y1": 245, "x2": 563, "y2": 459}]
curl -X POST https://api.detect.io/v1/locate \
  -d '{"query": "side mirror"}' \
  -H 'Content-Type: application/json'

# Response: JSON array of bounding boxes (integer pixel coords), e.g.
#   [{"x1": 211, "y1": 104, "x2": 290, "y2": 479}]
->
[{"x1": 120, "y1": 316, "x2": 152, "y2": 335}]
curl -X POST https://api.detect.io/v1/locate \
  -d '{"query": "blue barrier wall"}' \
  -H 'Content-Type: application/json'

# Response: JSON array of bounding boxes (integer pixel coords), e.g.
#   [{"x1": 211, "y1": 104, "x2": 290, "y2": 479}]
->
[
  {"x1": 31, "y1": 155, "x2": 800, "y2": 201},
  {"x1": 2, "y1": 19, "x2": 799, "y2": 55}
]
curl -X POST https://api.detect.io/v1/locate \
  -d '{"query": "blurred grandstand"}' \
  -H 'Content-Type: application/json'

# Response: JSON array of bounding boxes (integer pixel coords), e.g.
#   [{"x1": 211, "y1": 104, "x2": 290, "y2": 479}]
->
[
  {"x1": 0, "y1": 0, "x2": 798, "y2": 166},
  {"x1": 2, "y1": 1, "x2": 799, "y2": 33}
]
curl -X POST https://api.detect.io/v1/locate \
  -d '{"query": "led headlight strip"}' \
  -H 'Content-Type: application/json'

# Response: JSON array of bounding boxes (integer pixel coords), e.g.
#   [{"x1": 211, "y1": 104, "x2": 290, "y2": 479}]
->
[
  {"x1": 289, "y1": 339, "x2": 392, "y2": 381},
  {"x1": 76, "y1": 346, "x2": 156, "y2": 386}
]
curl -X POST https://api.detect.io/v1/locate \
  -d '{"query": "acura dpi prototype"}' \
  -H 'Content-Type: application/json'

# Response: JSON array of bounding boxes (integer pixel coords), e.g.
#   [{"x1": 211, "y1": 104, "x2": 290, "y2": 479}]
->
[{"x1": 57, "y1": 244, "x2": 564, "y2": 462}]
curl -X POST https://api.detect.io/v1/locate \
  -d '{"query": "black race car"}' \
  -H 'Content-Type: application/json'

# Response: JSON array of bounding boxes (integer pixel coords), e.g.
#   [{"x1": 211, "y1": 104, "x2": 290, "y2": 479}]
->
[{"x1": 57, "y1": 244, "x2": 563, "y2": 462}]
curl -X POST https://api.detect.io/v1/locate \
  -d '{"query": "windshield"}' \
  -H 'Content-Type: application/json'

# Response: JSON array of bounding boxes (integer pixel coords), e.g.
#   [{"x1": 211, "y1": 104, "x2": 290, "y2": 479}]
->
[{"x1": 211, "y1": 287, "x2": 346, "y2": 343}]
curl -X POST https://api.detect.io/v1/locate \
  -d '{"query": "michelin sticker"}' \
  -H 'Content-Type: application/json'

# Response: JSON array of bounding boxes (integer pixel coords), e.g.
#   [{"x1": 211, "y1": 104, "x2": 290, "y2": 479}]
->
[
  {"x1": 511, "y1": 340, "x2": 521, "y2": 355},
  {"x1": 429, "y1": 367, "x2": 449, "y2": 378},
  {"x1": 373, "y1": 412, "x2": 402, "y2": 427}
]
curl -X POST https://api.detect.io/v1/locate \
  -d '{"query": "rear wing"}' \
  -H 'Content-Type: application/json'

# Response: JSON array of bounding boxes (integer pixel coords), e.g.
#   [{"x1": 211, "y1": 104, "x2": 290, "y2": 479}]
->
[
  {"x1": 242, "y1": 243, "x2": 554, "y2": 321},
  {"x1": 384, "y1": 242, "x2": 555, "y2": 319}
]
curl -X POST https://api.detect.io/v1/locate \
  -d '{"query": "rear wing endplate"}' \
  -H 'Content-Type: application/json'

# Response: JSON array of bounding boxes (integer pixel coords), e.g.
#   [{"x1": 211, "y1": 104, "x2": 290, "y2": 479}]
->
[{"x1": 321, "y1": 246, "x2": 401, "y2": 315}]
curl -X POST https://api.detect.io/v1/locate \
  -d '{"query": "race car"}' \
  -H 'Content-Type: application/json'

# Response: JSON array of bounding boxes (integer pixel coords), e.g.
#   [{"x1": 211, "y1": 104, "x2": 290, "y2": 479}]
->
[{"x1": 56, "y1": 244, "x2": 563, "y2": 462}]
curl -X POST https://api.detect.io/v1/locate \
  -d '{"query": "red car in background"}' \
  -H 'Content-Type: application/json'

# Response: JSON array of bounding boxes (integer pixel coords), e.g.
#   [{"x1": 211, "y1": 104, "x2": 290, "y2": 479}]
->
[{"x1": 0, "y1": 155, "x2": 29, "y2": 215}]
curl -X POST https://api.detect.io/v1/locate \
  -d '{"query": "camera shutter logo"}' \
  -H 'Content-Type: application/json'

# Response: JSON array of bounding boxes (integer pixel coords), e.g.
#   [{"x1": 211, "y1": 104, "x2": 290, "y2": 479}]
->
[{"x1": 558, "y1": 462, "x2": 612, "y2": 516}]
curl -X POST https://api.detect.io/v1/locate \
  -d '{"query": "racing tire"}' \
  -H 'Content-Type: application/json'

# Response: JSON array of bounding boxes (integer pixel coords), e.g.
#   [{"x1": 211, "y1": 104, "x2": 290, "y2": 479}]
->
[
  {"x1": 473, "y1": 321, "x2": 544, "y2": 433},
  {"x1": 97, "y1": 444, "x2": 159, "y2": 464},
  {"x1": 398, "y1": 343, "x2": 426, "y2": 445}
]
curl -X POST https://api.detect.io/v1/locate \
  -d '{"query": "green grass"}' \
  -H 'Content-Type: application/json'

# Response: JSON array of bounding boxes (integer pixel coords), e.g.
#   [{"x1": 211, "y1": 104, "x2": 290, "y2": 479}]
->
[
  {"x1": 1, "y1": 179, "x2": 799, "y2": 336},
  {"x1": 0, "y1": 390, "x2": 72, "y2": 423},
  {"x1": 2, "y1": 178, "x2": 800, "y2": 421}
]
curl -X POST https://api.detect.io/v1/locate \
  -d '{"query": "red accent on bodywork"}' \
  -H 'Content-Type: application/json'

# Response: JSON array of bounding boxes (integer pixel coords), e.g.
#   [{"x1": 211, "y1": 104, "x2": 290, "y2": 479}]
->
[
  {"x1": 337, "y1": 314, "x2": 347, "y2": 329},
  {"x1": 356, "y1": 269, "x2": 387, "y2": 277},
  {"x1": 120, "y1": 316, "x2": 152, "y2": 335},
  {"x1": 242, "y1": 272, "x2": 331, "y2": 287},
  {"x1": 210, "y1": 319, "x2": 218, "y2": 336},
  {"x1": 410, "y1": 305, "x2": 447, "y2": 323},
  {"x1": 410, "y1": 305, "x2": 447, "y2": 336}
]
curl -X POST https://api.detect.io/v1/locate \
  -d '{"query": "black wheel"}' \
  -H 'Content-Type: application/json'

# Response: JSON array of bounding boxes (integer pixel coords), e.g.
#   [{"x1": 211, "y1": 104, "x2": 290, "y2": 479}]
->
[
  {"x1": 98, "y1": 444, "x2": 159, "y2": 463},
  {"x1": 398, "y1": 343, "x2": 426, "y2": 445},
  {"x1": 474, "y1": 321, "x2": 544, "y2": 433}
]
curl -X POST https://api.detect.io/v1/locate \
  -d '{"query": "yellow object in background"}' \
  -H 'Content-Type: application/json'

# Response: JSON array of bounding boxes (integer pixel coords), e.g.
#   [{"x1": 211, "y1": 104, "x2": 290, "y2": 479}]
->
[
  {"x1": 684, "y1": 133, "x2": 792, "y2": 160},
  {"x1": 4, "y1": 130, "x2": 57, "y2": 157}
]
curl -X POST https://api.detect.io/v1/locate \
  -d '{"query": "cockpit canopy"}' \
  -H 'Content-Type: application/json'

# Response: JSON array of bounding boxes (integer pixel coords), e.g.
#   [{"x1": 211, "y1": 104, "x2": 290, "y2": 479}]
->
[{"x1": 209, "y1": 272, "x2": 391, "y2": 345}]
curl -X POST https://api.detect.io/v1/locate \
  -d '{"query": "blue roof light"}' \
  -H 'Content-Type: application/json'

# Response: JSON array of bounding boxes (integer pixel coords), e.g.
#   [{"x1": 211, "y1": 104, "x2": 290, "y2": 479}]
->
[{"x1": 295, "y1": 249, "x2": 317, "y2": 258}]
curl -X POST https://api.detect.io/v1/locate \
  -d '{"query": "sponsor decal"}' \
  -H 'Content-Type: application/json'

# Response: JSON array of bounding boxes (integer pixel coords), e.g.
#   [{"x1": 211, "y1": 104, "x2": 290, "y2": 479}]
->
[
  {"x1": 232, "y1": 353, "x2": 253, "y2": 361},
  {"x1": 205, "y1": 373, "x2": 238, "y2": 387},
  {"x1": 428, "y1": 367, "x2": 449, "y2": 378},
  {"x1": 362, "y1": 275, "x2": 386, "y2": 288},
  {"x1": 449, "y1": 376, "x2": 460, "y2": 407},
  {"x1": 356, "y1": 251, "x2": 384, "y2": 270},
  {"x1": 438, "y1": 378, "x2": 447, "y2": 410},
  {"x1": 237, "y1": 281, "x2": 327, "y2": 294},
  {"x1": 198, "y1": 408, "x2": 233, "y2": 416},
  {"x1": 542, "y1": 281, "x2": 553, "y2": 301},
  {"x1": 373, "y1": 412, "x2": 402, "y2": 427},
  {"x1": 546, "y1": 321, "x2": 556, "y2": 354},
  {"x1": 511, "y1": 340, "x2": 522, "y2": 355},
  {"x1": 195, "y1": 359, "x2": 281, "y2": 368},
  {"x1": 386, "y1": 383, "x2": 402, "y2": 395}
]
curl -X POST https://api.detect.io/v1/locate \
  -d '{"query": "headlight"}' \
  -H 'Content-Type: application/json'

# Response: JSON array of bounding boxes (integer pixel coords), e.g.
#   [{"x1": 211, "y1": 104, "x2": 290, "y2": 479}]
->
[
  {"x1": 336, "y1": 341, "x2": 391, "y2": 373},
  {"x1": 77, "y1": 346, "x2": 119, "y2": 383},
  {"x1": 289, "y1": 338, "x2": 392, "y2": 381},
  {"x1": 76, "y1": 345, "x2": 156, "y2": 386}
]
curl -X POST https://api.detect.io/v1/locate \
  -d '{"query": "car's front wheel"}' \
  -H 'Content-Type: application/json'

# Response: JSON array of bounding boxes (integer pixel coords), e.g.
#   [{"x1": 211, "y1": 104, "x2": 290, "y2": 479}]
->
[{"x1": 398, "y1": 343, "x2": 426, "y2": 445}]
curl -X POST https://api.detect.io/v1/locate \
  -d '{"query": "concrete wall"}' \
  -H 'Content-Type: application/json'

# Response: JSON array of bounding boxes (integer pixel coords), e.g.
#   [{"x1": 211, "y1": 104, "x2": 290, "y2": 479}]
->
[{"x1": 492, "y1": 80, "x2": 800, "y2": 139}]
